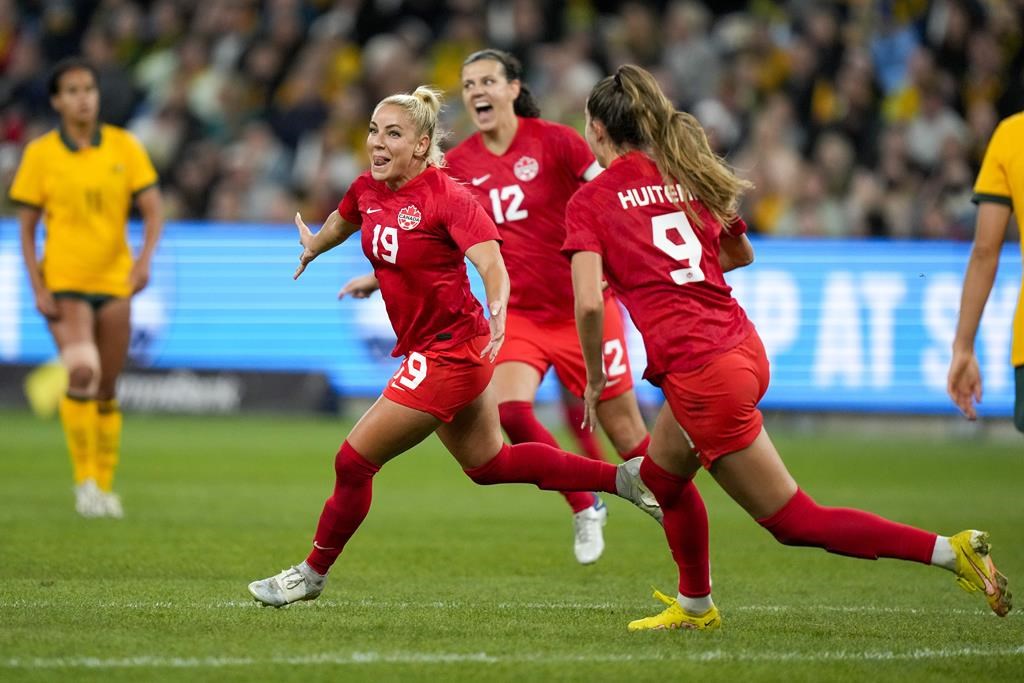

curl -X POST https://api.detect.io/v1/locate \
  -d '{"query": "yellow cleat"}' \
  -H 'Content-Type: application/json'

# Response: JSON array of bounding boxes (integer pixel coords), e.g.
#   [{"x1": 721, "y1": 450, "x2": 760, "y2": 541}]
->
[
  {"x1": 950, "y1": 530, "x2": 1012, "y2": 617},
  {"x1": 627, "y1": 589, "x2": 721, "y2": 631}
]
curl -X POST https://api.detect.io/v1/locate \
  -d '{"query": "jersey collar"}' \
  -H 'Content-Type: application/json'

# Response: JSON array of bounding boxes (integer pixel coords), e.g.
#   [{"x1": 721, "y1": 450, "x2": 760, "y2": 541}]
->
[{"x1": 58, "y1": 125, "x2": 102, "y2": 152}]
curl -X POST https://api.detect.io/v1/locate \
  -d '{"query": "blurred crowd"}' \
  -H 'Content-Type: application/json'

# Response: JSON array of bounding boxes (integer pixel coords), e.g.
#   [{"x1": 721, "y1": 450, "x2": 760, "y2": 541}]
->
[{"x1": 1, "y1": 0, "x2": 1022, "y2": 240}]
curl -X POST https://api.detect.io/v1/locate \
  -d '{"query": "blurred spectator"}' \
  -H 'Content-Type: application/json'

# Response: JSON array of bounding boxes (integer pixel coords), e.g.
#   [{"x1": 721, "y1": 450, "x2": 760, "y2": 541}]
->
[{"x1": 0, "y1": 0, "x2": 1021, "y2": 242}]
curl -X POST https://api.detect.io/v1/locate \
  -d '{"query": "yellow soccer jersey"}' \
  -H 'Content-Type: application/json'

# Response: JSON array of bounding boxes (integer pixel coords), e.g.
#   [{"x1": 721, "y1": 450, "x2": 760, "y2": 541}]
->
[
  {"x1": 973, "y1": 112, "x2": 1024, "y2": 366},
  {"x1": 9, "y1": 124, "x2": 157, "y2": 298}
]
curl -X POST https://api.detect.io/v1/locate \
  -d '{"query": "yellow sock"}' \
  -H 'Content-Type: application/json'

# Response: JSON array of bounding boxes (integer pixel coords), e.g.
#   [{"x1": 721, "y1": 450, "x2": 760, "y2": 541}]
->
[
  {"x1": 59, "y1": 395, "x2": 97, "y2": 485},
  {"x1": 96, "y1": 399, "x2": 122, "y2": 492}
]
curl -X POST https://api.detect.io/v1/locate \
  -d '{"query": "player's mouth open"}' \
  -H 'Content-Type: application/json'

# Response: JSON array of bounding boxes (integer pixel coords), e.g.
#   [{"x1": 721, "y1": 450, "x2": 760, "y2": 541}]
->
[
  {"x1": 474, "y1": 102, "x2": 494, "y2": 122},
  {"x1": 372, "y1": 155, "x2": 390, "y2": 167}
]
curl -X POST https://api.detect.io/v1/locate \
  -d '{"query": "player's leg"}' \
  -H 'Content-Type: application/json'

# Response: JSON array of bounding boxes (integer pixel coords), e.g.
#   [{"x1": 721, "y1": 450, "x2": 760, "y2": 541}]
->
[
  {"x1": 588, "y1": 297, "x2": 651, "y2": 461},
  {"x1": 627, "y1": 404, "x2": 719, "y2": 632},
  {"x1": 93, "y1": 297, "x2": 131, "y2": 517},
  {"x1": 1014, "y1": 365, "x2": 1024, "y2": 433},
  {"x1": 48, "y1": 296, "x2": 101, "y2": 516},
  {"x1": 439, "y1": 384, "x2": 661, "y2": 523},
  {"x1": 711, "y1": 429, "x2": 1010, "y2": 615},
  {"x1": 493, "y1": 315, "x2": 601, "y2": 560},
  {"x1": 494, "y1": 340, "x2": 597, "y2": 515},
  {"x1": 702, "y1": 335, "x2": 1010, "y2": 616},
  {"x1": 249, "y1": 395, "x2": 440, "y2": 607},
  {"x1": 594, "y1": 390, "x2": 648, "y2": 458},
  {"x1": 557, "y1": 385, "x2": 607, "y2": 461},
  {"x1": 495, "y1": 361, "x2": 605, "y2": 563}
]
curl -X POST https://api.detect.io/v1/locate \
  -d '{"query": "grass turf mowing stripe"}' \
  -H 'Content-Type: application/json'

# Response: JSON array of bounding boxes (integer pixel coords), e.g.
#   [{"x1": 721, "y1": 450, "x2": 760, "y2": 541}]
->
[{"x1": 5, "y1": 647, "x2": 1024, "y2": 669}]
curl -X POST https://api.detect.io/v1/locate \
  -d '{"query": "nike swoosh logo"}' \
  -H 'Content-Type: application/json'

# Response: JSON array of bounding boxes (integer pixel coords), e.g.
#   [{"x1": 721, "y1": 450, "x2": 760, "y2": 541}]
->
[
  {"x1": 605, "y1": 378, "x2": 622, "y2": 387},
  {"x1": 366, "y1": 208, "x2": 383, "y2": 214},
  {"x1": 312, "y1": 541, "x2": 336, "y2": 551},
  {"x1": 470, "y1": 175, "x2": 490, "y2": 186}
]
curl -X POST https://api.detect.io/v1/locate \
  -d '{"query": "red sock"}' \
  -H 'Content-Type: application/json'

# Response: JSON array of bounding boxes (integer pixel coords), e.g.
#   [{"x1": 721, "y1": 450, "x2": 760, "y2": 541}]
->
[
  {"x1": 618, "y1": 434, "x2": 650, "y2": 462},
  {"x1": 562, "y1": 400, "x2": 607, "y2": 462},
  {"x1": 640, "y1": 456, "x2": 710, "y2": 597},
  {"x1": 757, "y1": 489, "x2": 936, "y2": 563},
  {"x1": 499, "y1": 401, "x2": 594, "y2": 513},
  {"x1": 305, "y1": 441, "x2": 380, "y2": 575},
  {"x1": 465, "y1": 442, "x2": 617, "y2": 495}
]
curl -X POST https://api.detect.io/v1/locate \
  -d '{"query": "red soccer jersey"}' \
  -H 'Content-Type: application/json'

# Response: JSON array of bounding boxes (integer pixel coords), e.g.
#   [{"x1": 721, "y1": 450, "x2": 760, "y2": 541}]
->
[
  {"x1": 562, "y1": 151, "x2": 753, "y2": 381},
  {"x1": 445, "y1": 117, "x2": 599, "y2": 324},
  {"x1": 338, "y1": 166, "x2": 500, "y2": 357}
]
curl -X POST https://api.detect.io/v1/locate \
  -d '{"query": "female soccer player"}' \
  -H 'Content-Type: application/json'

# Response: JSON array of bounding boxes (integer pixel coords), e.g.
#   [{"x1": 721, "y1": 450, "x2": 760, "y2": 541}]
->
[
  {"x1": 247, "y1": 86, "x2": 659, "y2": 608},
  {"x1": 10, "y1": 57, "x2": 163, "y2": 519},
  {"x1": 338, "y1": 49, "x2": 673, "y2": 565},
  {"x1": 564, "y1": 65, "x2": 1012, "y2": 630}
]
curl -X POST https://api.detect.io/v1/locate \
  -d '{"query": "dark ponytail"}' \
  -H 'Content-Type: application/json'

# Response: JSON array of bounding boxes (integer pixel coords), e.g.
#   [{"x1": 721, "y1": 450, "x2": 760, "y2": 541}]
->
[{"x1": 462, "y1": 48, "x2": 541, "y2": 118}]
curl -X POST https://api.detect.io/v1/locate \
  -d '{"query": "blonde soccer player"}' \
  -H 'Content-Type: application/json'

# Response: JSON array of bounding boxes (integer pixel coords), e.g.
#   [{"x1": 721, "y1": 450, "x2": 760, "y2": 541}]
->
[{"x1": 10, "y1": 57, "x2": 163, "y2": 518}]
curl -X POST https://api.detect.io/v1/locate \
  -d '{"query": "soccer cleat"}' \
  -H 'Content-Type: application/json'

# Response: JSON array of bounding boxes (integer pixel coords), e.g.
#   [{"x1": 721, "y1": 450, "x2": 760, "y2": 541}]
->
[
  {"x1": 100, "y1": 491, "x2": 124, "y2": 519},
  {"x1": 248, "y1": 564, "x2": 326, "y2": 607},
  {"x1": 74, "y1": 480, "x2": 104, "y2": 518},
  {"x1": 615, "y1": 457, "x2": 663, "y2": 524},
  {"x1": 627, "y1": 588, "x2": 721, "y2": 631},
  {"x1": 950, "y1": 530, "x2": 1011, "y2": 616},
  {"x1": 572, "y1": 497, "x2": 607, "y2": 565}
]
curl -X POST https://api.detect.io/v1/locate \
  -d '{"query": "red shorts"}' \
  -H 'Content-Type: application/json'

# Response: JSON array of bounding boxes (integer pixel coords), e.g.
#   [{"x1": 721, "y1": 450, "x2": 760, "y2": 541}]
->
[
  {"x1": 660, "y1": 331, "x2": 770, "y2": 468},
  {"x1": 496, "y1": 297, "x2": 633, "y2": 401},
  {"x1": 382, "y1": 334, "x2": 495, "y2": 422}
]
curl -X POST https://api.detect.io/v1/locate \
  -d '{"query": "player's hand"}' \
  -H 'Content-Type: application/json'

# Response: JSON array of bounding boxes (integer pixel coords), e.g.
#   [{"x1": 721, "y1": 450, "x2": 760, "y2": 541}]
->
[
  {"x1": 480, "y1": 301, "x2": 506, "y2": 362},
  {"x1": 34, "y1": 288, "x2": 58, "y2": 320},
  {"x1": 293, "y1": 212, "x2": 318, "y2": 279},
  {"x1": 338, "y1": 274, "x2": 379, "y2": 299},
  {"x1": 581, "y1": 373, "x2": 606, "y2": 432},
  {"x1": 129, "y1": 260, "x2": 151, "y2": 294},
  {"x1": 947, "y1": 349, "x2": 982, "y2": 420}
]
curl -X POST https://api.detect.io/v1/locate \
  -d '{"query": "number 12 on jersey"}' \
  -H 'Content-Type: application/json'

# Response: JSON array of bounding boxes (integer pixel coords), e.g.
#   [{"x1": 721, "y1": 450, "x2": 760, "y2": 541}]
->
[
  {"x1": 488, "y1": 185, "x2": 527, "y2": 224},
  {"x1": 652, "y1": 211, "x2": 705, "y2": 285}
]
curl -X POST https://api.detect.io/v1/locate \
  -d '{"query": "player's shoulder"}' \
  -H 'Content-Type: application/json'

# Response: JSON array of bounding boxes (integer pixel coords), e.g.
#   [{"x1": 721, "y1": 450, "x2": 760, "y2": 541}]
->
[
  {"x1": 101, "y1": 124, "x2": 144, "y2": 148},
  {"x1": 427, "y1": 165, "x2": 474, "y2": 201},
  {"x1": 992, "y1": 112, "x2": 1024, "y2": 142},
  {"x1": 22, "y1": 128, "x2": 61, "y2": 156},
  {"x1": 443, "y1": 133, "x2": 481, "y2": 166}
]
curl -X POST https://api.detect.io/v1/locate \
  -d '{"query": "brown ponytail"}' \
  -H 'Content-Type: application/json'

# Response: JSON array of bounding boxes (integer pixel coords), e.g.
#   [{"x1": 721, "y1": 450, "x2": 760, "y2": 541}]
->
[{"x1": 588, "y1": 65, "x2": 751, "y2": 225}]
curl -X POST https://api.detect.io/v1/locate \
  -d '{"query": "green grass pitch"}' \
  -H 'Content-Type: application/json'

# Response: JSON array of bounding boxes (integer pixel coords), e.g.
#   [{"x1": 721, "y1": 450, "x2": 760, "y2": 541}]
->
[{"x1": 1, "y1": 409, "x2": 1022, "y2": 682}]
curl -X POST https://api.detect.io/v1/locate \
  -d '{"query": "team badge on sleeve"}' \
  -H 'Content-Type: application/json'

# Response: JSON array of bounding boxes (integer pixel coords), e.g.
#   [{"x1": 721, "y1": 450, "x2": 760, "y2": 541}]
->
[
  {"x1": 514, "y1": 156, "x2": 539, "y2": 182},
  {"x1": 397, "y1": 205, "x2": 422, "y2": 230}
]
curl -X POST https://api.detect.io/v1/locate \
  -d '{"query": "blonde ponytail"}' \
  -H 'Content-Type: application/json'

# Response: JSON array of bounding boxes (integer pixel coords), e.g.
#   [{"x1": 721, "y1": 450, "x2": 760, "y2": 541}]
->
[
  {"x1": 375, "y1": 85, "x2": 448, "y2": 167},
  {"x1": 588, "y1": 65, "x2": 751, "y2": 225}
]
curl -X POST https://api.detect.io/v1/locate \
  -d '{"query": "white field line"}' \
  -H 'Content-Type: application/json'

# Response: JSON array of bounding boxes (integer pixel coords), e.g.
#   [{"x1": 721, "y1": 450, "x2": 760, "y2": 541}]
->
[
  {"x1": 0, "y1": 599, "x2": 1016, "y2": 617},
  {"x1": 4, "y1": 647, "x2": 1024, "y2": 669}
]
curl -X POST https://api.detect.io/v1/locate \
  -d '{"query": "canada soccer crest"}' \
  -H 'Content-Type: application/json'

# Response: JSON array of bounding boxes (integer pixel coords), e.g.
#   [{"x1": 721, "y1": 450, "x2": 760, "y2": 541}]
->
[
  {"x1": 513, "y1": 156, "x2": 539, "y2": 182},
  {"x1": 397, "y1": 205, "x2": 421, "y2": 230}
]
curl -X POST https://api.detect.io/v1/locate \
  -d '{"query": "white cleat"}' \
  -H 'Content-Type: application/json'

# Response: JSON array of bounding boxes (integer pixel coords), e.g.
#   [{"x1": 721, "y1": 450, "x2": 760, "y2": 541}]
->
[
  {"x1": 248, "y1": 563, "x2": 326, "y2": 607},
  {"x1": 100, "y1": 491, "x2": 124, "y2": 519},
  {"x1": 573, "y1": 497, "x2": 608, "y2": 565},
  {"x1": 74, "y1": 480, "x2": 104, "y2": 518},
  {"x1": 615, "y1": 457, "x2": 663, "y2": 525}
]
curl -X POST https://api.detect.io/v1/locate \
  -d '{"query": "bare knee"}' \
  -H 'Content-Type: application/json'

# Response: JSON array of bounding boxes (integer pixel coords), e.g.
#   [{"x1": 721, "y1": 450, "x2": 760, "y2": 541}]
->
[{"x1": 61, "y1": 343, "x2": 101, "y2": 396}]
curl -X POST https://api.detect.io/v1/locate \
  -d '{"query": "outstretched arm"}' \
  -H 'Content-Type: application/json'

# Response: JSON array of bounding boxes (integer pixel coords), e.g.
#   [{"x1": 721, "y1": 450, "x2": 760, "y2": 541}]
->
[
  {"x1": 571, "y1": 250, "x2": 606, "y2": 431},
  {"x1": 948, "y1": 202, "x2": 1012, "y2": 419},
  {"x1": 465, "y1": 240, "x2": 509, "y2": 362},
  {"x1": 294, "y1": 210, "x2": 360, "y2": 279}
]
